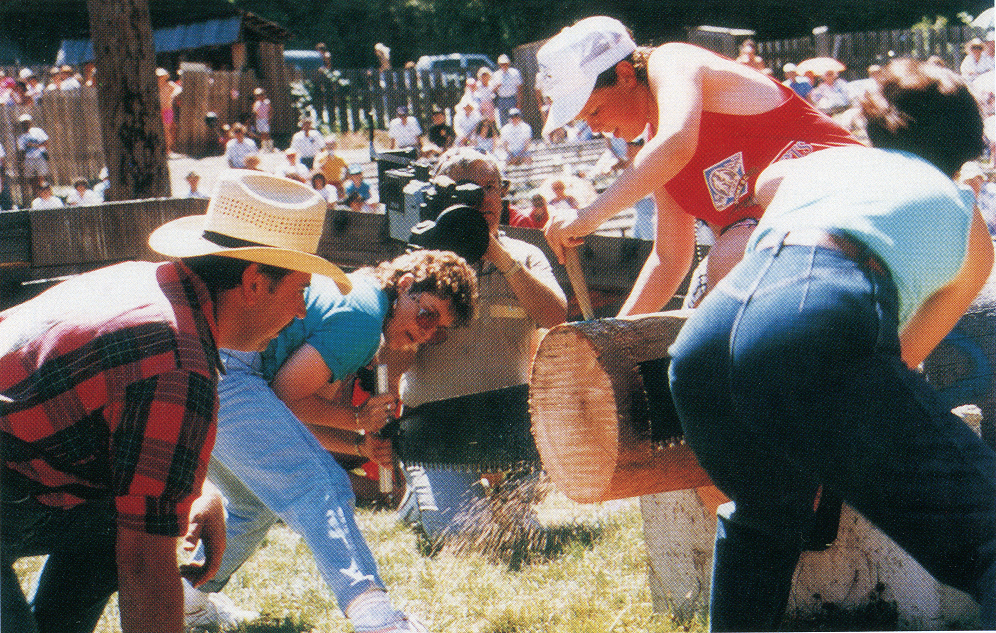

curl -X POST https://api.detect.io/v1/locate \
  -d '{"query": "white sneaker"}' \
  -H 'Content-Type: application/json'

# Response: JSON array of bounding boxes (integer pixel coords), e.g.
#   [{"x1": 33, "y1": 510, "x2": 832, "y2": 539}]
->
[
  {"x1": 183, "y1": 579, "x2": 259, "y2": 631},
  {"x1": 358, "y1": 613, "x2": 430, "y2": 633}
]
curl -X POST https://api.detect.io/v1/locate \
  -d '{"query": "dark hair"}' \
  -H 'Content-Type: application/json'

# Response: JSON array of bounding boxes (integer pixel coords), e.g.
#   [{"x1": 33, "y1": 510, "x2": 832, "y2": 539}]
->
[
  {"x1": 182, "y1": 255, "x2": 293, "y2": 302},
  {"x1": 371, "y1": 250, "x2": 478, "y2": 327},
  {"x1": 592, "y1": 46, "x2": 654, "y2": 91},
  {"x1": 861, "y1": 58, "x2": 984, "y2": 177}
]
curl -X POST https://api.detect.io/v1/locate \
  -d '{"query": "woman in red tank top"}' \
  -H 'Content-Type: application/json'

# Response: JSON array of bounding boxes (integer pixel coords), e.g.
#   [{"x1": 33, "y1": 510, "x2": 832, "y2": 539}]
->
[{"x1": 538, "y1": 16, "x2": 859, "y2": 315}]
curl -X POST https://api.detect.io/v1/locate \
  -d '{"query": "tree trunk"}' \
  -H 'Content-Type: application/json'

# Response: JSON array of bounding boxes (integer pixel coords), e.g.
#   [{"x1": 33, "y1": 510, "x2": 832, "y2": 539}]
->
[{"x1": 86, "y1": 0, "x2": 170, "y2": 201}]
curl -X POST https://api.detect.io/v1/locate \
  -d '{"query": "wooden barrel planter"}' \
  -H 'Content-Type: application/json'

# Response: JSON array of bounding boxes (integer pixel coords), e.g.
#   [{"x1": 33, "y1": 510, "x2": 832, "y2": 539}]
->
[{"x1": 530, "y1": 311, "x2": 713, "y2": 503}]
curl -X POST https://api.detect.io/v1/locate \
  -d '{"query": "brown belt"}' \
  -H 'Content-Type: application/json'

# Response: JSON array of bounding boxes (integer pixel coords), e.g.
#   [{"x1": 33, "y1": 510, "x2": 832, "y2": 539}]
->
[{"x1": 755, "y1": 229, "x2": 888, "y2": 277}]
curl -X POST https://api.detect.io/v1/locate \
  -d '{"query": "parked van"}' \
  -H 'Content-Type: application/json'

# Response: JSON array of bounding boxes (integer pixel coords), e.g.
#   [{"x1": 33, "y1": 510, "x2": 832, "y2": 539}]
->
[
  {"x1": 414, "y1": 53, "x2": 496, "y2": 78},
  {"x1": 284, "y1": 49, "x2": 324, "y2": 74}
]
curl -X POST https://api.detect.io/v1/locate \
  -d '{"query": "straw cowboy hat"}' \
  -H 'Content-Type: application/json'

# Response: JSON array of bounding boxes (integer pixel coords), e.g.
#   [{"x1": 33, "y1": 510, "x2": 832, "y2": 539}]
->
[{"x1": 149, "y1": 169, "x2": 351, "y2": 293}]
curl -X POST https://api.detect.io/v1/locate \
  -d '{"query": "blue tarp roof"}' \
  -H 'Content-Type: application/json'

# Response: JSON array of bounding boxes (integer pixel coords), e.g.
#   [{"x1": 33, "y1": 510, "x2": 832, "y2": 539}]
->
[{"x1": 57, "y1": 16, "x2": 242, "y2": 66}]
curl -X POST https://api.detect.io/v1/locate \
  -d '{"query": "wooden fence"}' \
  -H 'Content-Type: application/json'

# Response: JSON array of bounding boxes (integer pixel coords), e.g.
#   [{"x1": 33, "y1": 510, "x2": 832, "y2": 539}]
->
[
  {"x1": 757, "y1": 24, "x2": 981, "y2": 80},
  {"x1": 304, "y1": 68, "x2": 468, "y2": 134}
]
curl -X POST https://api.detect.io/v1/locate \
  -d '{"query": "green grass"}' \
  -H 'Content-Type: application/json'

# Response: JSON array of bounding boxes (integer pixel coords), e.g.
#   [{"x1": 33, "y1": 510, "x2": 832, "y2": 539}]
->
[{"x1": 13, "y1": 490, "x2": 704, "y2": 633}]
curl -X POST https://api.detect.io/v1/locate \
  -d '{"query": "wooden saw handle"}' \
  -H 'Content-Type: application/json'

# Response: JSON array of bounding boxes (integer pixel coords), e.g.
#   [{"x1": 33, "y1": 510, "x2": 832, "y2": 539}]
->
[{"x1": 564, "y1": 246, "x2": 594, "y2": 321}]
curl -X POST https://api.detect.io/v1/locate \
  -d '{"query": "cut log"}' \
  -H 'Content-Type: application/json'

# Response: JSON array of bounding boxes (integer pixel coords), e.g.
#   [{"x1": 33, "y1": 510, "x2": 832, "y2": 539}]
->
[{"x1": 530, "y1": 310, "x2": 713, "y2": 503}]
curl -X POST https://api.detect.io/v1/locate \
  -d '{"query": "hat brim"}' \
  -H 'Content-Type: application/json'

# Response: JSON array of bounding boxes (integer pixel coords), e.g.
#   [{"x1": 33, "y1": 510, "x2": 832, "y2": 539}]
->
[
  {"x1": 149, "y1": 215, "x2": 352, "y2": 294},
  {"x1": 542, "y1": 74, "x2": 596, "y2": 137}
]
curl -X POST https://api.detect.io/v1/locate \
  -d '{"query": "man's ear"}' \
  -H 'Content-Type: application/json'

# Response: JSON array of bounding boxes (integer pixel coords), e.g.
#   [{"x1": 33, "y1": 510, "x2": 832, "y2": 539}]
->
[
  {"x1": 240, "y1": 263, "x2": 266, "y2": 306},
  {"x1": 397, "y1": 272, "x2": 416, "y2": 294},
  {"x1": 615, "y1": 60, "x2": 637, "y2": 87}
]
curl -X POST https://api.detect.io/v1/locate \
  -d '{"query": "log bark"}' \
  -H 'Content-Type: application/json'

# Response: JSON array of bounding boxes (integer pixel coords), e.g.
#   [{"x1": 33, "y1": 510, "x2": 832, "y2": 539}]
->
[
  {"x1": 530, "y1": 310, "x2": 713, "y2": 503},
  {"x1": 86, "y1": 0, "x2": 170, "y2": 201}
]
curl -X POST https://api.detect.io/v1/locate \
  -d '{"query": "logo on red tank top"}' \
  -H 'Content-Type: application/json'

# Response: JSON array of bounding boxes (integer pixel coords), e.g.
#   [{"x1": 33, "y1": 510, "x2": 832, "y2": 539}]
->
[
  {"x1": 774, "y1": 140, "x2": 815, "y2": 162},
  {"x1": 704, "y1": 152, "x2": 749, "y2": 211}
]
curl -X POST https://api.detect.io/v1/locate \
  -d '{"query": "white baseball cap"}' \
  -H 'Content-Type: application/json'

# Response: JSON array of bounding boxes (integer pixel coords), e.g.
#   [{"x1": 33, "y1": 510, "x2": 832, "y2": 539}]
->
[{"x1": 536, "y1": 16, "x2": 636, "y2": 137}]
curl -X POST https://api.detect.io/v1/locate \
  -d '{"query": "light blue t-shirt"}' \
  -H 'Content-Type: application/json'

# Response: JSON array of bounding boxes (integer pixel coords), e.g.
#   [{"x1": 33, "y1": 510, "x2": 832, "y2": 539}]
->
[
  {"x1": 747, "y1": 146, "x2": 975, "y2": 328},
  {"x1": 260, "y1": 273, "x2": 388, "y2": 382}
]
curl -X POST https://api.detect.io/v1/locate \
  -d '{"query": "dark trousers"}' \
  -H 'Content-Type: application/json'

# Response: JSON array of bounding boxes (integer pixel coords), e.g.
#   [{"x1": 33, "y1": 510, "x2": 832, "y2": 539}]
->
[{"x1": 2, "y1": 497, "x2": 118, "y2": 633}]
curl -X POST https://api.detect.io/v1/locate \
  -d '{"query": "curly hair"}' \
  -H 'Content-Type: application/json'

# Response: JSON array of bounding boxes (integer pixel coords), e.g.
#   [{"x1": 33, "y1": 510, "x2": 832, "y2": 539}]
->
[
  {"x1": 861, "y1": 58, "x2": 984, "y2": 177},
  {"x1": 372, "y1": 249, "x2": 478, "y2": 327}
]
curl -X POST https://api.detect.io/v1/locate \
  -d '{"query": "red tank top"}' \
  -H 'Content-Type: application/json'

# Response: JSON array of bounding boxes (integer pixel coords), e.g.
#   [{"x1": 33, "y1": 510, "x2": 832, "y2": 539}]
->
[{"x1": 664, "y1": 82, "x2": 860, "y2": 227}]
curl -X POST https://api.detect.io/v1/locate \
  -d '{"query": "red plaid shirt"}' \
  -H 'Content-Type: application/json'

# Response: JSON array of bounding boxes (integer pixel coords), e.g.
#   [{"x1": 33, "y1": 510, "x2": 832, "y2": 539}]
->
[{"x1": 1, "y1": 261, "x2": 222, "y2": 536}]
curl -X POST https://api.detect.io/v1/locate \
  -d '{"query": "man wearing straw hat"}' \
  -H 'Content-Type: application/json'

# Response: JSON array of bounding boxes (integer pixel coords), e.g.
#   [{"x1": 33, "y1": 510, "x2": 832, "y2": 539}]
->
[{"x1": 1, "y1": 170, "x2": 349, "y2": 633}]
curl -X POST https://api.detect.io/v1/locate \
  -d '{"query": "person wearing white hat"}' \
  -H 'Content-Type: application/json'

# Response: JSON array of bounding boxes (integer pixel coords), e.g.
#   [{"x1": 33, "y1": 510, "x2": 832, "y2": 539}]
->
[
  {"x1": 2, "y1": 170, "x2": 349, "y2": 633},
  {"x1": 493, "y1": 53, "x2": 523, "y2": 126},
  {"x1": 539, "y1": 16, "x2": 860, "y2": 316},
  {"x1": 15, "y1": 113, "x2": 50, "y2": 196}
]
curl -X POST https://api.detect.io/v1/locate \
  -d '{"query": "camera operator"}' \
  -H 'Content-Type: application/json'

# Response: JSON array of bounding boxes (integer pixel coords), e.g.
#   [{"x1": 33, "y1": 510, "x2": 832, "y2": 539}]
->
[{"x1": 395, "y1": 147, "x2": 567, "y2": 547}]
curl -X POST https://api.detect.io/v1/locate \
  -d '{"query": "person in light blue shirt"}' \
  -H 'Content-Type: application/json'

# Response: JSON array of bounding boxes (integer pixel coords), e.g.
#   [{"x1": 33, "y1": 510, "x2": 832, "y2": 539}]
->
[
  {"x1": 188, "y1": 250, "x2": 477, "y2": 633},
  {"x1": 669, "y1": 58, "x2": 996, "y2": 632}
]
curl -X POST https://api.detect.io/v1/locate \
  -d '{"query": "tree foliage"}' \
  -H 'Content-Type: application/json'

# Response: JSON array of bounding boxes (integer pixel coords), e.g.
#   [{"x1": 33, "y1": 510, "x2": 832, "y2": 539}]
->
[
  {"x1": 231, "y1": 0, "x2": 991, "y2": 68},
  {"x1": 1, "y1": 0, "x2": 991, "y2": 67}
]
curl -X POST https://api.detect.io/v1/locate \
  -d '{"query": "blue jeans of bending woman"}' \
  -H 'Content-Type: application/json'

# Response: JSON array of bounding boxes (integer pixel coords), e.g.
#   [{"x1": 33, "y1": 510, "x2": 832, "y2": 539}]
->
[
  {"x1": 196, "y1": 350, "x2": 384, "y2": 611},
  {"x1": 668, "y1": 242, "x2": 996, "y2": 631}
]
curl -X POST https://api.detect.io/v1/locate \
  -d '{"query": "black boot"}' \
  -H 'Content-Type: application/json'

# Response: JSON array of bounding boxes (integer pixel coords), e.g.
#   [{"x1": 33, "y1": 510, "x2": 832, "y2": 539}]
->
[{"x1": 709, "y1": 503, "x2": 802, "y2": 632}]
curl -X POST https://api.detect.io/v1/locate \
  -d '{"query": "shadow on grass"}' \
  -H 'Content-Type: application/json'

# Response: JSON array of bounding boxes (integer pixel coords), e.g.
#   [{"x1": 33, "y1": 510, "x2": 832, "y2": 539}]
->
[{"x1": 230, "y1": 616, "x2": 315, "y2": 633}]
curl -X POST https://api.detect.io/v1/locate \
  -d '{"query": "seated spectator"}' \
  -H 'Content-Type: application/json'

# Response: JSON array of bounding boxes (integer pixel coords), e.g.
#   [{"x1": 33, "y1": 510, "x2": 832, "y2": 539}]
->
[
  {"x1": 31, "y1": 181, "x2": 63, "y2": 209},
  {"x1": 453, "y1": 99, "x2": 480, "y2": 146},
  {"x1": 389, "y1": 107, "x2": 422, "y2": 150},
  {"x1": 314, "y1": 135, "x2": 346, "y2": 192},
  {"x1": 470, "y1": 112, "x2": 500, "y2": 155},
  {"x1": 224, "y1": 123, "x2": 258, "y2": 169},
  {"x1": 45, "y1": 66, "x2": 62, "y2": 91},
  {"x1": 961, "y1": 38, "x2": 993, "y2": 82},
  {"x1": 735, "y1": 38, "x2": 766, "y2": 71},
  {"x1": 291, "y1": 117, "x2": 324, "y2": 169},
  {"x1": 311, "y1": 172, "x2": 339, "y2": 206},
  {"x1": 93, "y1": 167, "x2": 109, "y2": 201},
  {"x1": 59, "y1": 65, "x2": 81, "y2": 90},
  {"x1": 65, "y1": 177, "x2": 102, "y2": 206},
  {"x1": 243, "y1": 154, "x2": 263, "y2": 171},
  {"x1": 809, "y1": 69, "x2": 851, "y2": 115},
  {"x1": 343, "y1": 164, "x2": 372, "y2": 203},
  {"x1": 280, "y1": 148, "x2": 310, "y2": 182},
  {"x1": 960, "y1": 161, "x2": 996, "y2": 236},
  {"x1": 19, "y1": 68, "x2": 42, "y2": 100},
  {"x1": 184, "y1": 171, "x2": 209, "y2": 199},
  {"x1": 782, "y1": 63, "x2": 812, "y2": 100},
  {"x1": 499, "y1": 108, "x2": 532, "y2": 165},
  {"x1": 547, "y1": 179, "x2": 578, "y2": 211},
  {"x1": 509, "y1": 193, "x2": 550, "y2": 228},
  {"x1": 344, "y1": 190, "x2": 366, "y2": 213},
  {"x1": 424, "y1": 106, "x2": 456, "y2": 157}
]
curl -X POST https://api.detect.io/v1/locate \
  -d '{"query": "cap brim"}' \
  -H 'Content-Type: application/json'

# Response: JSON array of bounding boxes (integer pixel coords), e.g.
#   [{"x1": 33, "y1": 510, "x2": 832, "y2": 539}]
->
[
  {"x1": 149, "y1": 215, "x2": 352, "y2": 294},
  {"x1": 542, "y1": 76, "x2": 596, "y2": 137}
]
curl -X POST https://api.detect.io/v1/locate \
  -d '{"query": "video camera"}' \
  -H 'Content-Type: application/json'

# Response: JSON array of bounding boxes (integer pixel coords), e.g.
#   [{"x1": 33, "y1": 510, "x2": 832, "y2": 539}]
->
[{"x1": 377, "y1": 151, "x2": 489, "y2": 264}]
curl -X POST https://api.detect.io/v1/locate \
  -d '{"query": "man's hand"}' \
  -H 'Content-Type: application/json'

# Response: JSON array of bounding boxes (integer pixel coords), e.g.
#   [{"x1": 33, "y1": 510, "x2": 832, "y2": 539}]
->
[{"x1": 179, "y1": 482, "x2": 226, "y2": 588}]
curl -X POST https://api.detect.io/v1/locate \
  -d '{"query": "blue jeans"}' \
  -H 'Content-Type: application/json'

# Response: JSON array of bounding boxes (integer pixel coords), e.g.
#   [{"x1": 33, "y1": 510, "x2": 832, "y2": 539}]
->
[
  {"x1": 668, "y1": 242, "x2": 996, "y2": 631},
  {"x1": 1, "y1": 497, "x2": 117, "y2": 633},
  {"x1": 198, "y1": 350, "x2": 384, "y2": 612},
  {"x1": 399, "y1": 465, "x2": 485, "y2": 544}
]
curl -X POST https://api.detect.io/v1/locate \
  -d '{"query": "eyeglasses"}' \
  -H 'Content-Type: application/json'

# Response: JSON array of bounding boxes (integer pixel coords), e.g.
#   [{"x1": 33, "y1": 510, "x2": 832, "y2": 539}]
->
[{"x1": 414, "y1": 294, "x2": 449, "y2": 345}]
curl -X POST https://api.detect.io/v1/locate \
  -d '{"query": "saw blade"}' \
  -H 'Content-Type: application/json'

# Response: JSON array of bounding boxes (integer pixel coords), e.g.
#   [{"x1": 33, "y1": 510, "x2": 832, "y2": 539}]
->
[{"x1": 393, "y1": 384, "x2": 540, "y2": 471}]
